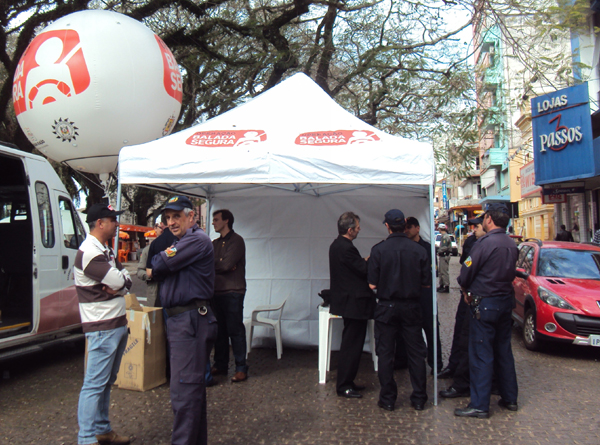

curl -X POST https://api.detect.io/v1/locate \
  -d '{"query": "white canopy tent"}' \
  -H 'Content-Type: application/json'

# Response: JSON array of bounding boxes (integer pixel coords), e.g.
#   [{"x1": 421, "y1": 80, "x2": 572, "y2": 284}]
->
[{"x1": 118, "y1": 73, "x2": 439, "y2": 385}]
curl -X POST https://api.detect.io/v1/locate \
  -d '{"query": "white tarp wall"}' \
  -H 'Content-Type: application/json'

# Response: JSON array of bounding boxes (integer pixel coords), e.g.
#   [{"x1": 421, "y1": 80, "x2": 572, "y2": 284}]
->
[{"x1": 208, "y1": 186, "x2": 431, "y2": 349}]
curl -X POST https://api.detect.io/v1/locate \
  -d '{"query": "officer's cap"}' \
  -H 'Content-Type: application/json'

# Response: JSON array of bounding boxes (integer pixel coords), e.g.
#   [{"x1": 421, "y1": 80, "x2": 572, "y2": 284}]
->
[
  {"x1": 467, "y1": 217, "x2": 483, "y2": 225},
  {"x1": 164, "y1": 196, "x2": 194, "y2": 211},
  {"x1": 437, "y1": 223, "x2": 447, "y2": 230},
  {"x1": 485, "y1": 202, "x2": 509, "y2": 214},
  {"x1": 383, "y1": 209, "x2": 405, "y2": 225}
]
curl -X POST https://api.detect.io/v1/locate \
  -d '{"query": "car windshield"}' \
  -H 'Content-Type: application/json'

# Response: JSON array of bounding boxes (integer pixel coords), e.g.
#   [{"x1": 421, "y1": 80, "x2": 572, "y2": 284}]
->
[{"x1": 537, "y1": 249, "x2": 600, "y2": 279}]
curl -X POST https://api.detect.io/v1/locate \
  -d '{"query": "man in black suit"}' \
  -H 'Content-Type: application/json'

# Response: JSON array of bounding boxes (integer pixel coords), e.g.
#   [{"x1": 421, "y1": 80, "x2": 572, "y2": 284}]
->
[{"x1": 329, "y1": 212, "x2": 376, "y2": 399}]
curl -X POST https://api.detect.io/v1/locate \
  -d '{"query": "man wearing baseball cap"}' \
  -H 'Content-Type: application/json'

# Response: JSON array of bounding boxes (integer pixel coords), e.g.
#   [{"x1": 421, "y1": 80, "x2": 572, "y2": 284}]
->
[
  {"x1": 454, "y1": 202, "x2": 519, "y2": 418},
  {"x1": 368, "y1": 209, "x2": 430, "y2": 411},
  {"x1": 151, "y1": 196, "x2": 217, "y2": 445},
  {"x1": 439, "y1": 216, "x2": 484, "y2": 393},
  {"x1": 75, "y1": 203, "x2": 132, "y2": 445},
  {"x1": 436, "y1": 223, "x2": 451, "y2": 293}
]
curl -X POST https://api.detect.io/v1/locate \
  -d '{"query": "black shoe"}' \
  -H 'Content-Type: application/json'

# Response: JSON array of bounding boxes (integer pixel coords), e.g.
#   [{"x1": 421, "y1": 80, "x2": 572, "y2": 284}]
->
[
  {"x1": 498, "y1": 399, "x2": 518, "y2": 411},
  {"x1": 377, "y1": 400, "x2": 394, "y2": 411},
  {"x1": 437, "y1": 367, "x2": 454, "y2": 379},
  {"x1": 454, "y1": 406, "x2": 489, "y2": 418},
  {"x1": 352, "y1": 384, "x2": 366, "y2": 391},
  {"x1": 439, "y1": 387, "x2": 470, "y2": 398},
  {"x1": 206, "y1": 379, "x2": 217, "y2": 388},
  {"x1": 411, "y1": 401, "x2": 425, "y2": 411},
  {"x1": 337, "y1": 388, "x2": 362, "y2": 399},
  {"x1": 438, "y1": 287, "x2": 449, "y2": 293}
]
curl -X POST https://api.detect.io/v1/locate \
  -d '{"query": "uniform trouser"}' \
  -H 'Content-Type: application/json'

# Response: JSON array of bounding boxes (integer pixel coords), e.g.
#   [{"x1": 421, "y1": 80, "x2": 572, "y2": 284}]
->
[
  {"x1": 450, "y1": 302, "x2": 471, "y2": 392},
  {"x1": 337, "y1": 318, "x2": 368, "y2": 392},
  {"x1": 213, "y1": 292, "x2": 248, "y2": 373},
  {"x1": 168, "y1": 307, "x2": 218, "y2": 445},
  {"x1": 375, "y1": 300, "x2": 427, "y2": 406},
  {"x1": 468, "y1": 295, "x2": 518, "y2": 411},
  {"x1": 394, "y1": 287, "x2": 442, "y2": 371},
  {"x1": 438, "y1": 255, "x2": 450, "y2": 287},
  {"x1": 446, "y1": 296, "x2": 469, "y2": 372}
]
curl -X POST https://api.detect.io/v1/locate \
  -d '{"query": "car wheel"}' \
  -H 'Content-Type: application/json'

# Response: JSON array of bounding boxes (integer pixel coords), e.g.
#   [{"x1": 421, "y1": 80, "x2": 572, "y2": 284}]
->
[{"x1": 523, "y1": 308, "x2": 540, "y2": 351}]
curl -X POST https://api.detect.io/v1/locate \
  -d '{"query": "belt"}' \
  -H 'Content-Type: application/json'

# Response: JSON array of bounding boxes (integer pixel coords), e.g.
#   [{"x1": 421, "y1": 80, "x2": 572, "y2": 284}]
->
[{"x1": 165, "y1": 299, "x2": 211, "y2": 317}]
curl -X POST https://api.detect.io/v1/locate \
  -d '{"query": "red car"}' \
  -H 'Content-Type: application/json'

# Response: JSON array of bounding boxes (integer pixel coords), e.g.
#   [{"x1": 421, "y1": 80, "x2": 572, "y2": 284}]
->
[{"x1": 512, "y1": 240, "x2": 600, "y2": 350}]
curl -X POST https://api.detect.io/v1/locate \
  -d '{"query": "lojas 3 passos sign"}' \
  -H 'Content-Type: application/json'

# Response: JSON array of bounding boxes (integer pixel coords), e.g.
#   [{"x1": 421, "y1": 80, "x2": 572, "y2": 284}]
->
[{"x1": 531, "y1": 83, "x2": 597, "y2": 185}]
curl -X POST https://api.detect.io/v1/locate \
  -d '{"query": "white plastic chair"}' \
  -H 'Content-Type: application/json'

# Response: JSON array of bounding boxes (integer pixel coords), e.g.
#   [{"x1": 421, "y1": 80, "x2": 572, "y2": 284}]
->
[{"x1": 245, "y1": 299, "x2": 286, "y2": 359}]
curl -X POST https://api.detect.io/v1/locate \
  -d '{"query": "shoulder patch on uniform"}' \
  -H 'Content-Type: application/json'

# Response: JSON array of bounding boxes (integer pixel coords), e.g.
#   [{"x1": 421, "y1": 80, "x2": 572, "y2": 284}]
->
[
  {"x1": 166, "y1": 246, "x2": 177, "y2": 257},
  {"x1": 464, "y1": 256, "x2": 472, "y2": 267}
]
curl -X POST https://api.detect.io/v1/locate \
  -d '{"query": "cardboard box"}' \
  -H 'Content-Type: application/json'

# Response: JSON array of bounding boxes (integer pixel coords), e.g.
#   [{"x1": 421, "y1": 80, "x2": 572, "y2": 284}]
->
[{"x1": 115, "y1": 295, "x2": 167, "y2": 391}]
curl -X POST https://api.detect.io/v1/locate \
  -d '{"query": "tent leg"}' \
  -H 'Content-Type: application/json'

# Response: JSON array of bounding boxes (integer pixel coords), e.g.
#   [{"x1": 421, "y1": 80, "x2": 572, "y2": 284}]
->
[
  {"x1": 114, "y1": 173, "x2": 123, "y2": 254},
  {"x1": 430, "y1": 183, "x2": 438, "y2": 407}
]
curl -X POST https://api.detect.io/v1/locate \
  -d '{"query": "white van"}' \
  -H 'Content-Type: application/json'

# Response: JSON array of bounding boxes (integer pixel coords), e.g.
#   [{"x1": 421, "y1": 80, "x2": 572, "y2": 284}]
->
[{"x1": 0, "y1": 143, "x2": 84, "y2": 359}]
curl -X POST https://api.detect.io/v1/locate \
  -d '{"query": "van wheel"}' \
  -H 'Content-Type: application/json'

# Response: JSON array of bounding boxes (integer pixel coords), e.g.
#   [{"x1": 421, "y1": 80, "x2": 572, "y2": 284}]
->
[{"x1": 523, "y1": 308, "x2": 540, "y2": 351}]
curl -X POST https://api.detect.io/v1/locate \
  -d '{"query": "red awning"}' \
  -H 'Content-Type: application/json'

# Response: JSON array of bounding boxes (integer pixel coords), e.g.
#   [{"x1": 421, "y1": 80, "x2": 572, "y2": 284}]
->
[{"x1": 119, "y1": 224, "x2": 153, "y2": 233}]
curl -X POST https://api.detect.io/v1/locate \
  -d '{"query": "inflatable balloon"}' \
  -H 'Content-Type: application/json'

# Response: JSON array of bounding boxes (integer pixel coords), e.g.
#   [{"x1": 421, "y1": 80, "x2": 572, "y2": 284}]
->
[{"x1": 12, "y1": 10, "x2": 182, "y2": 174}]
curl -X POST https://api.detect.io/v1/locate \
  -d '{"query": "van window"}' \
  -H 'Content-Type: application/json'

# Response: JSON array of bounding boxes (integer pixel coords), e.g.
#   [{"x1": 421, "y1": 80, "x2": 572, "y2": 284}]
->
[
  {"x1": 59, "y1": 197, "x2": 84, "y2": 249},
  {"x1": 35, "y1": 181, "x2": 55, "y2": 248}
]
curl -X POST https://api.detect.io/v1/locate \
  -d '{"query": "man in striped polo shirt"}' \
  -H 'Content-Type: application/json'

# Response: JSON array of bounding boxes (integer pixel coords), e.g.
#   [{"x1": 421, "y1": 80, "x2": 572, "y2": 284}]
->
[{"x1": 75, "y1": 203, "x2": 132, "y2": 445}]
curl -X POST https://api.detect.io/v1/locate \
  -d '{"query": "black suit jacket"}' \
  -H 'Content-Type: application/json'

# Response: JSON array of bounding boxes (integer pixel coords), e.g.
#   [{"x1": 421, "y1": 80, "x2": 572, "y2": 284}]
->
[{"x1": 329, "y1": 235, "x2": 375, "y2": 319}]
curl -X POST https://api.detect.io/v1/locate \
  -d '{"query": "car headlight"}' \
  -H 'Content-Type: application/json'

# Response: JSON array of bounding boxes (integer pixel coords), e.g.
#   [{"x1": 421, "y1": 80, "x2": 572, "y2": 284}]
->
[{"x1": 537, "y1": 286, "x2": 576, "y2": 310}]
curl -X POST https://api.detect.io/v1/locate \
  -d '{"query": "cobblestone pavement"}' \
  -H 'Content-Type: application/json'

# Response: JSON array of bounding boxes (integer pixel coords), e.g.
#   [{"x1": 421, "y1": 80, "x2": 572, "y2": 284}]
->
[{"x1": 1, "y1": 257, "x2": 600, "y2": 445}]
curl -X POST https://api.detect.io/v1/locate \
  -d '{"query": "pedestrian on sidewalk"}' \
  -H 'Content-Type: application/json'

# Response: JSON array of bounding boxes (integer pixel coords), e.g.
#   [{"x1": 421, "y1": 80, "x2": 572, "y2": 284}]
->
[
  {"x1": 437, "y1": 224, "x2": 451, "y2": 293},
  {"x1": 75, "y1": 203, "x2": 132, "y2": 445}
]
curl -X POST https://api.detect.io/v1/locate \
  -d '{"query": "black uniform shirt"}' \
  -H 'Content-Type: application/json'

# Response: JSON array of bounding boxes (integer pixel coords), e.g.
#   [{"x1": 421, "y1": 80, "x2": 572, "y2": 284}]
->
[
  {"x1": 417, "y1": 237, "x2": 433, "y2": 269},
  {"x1": 457, "y1": 228, "x2": 518, "y2": 297},
  {"x1": 368, "y1": 232, "x2": 431, "y2": 301},
  {"x1": 459, "y1": 234, "x2": 477, "y2": 265}
]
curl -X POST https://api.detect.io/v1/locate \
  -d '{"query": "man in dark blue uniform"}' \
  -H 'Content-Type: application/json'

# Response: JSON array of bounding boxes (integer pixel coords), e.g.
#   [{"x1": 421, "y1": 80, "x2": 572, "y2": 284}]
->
[
  {"x1": 439, "y1": 216, "x2": 484, "y2": 382},
  {"x1": 368, "y1": 209, "x2": 431, "y2": 412},
  {"x1": 151, "y1": 196, "x2": 218, "y2": 445},
  {"x1": 455, "y1": 203, "x2": 519, "y2": 418}
]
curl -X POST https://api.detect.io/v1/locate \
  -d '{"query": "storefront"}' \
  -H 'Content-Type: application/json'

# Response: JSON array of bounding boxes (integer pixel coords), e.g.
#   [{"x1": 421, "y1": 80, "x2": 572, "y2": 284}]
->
[
  {"x1": 517, "y1": 161, "x2": 555, "y2": 240},
  {"x1": 531, "y1": 82, "x2": 600, "y2": 241}
]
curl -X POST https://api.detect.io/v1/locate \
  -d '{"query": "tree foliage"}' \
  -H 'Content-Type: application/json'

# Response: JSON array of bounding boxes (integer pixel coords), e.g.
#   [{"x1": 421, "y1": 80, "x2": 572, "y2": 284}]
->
[{"x1": 1, "y1": 0, "x2": 481, "y2": 192}]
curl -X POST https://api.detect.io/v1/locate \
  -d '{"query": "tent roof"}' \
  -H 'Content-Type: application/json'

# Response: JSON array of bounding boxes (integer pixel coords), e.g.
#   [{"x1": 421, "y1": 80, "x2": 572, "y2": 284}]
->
[{"x1": 118, "y1": 73, "x2": 434, "y2": 198}]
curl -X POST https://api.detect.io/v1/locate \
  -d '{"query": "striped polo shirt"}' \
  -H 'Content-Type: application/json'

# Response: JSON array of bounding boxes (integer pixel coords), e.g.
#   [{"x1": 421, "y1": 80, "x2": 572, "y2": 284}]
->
[{"x1": 74, "y1": 234, "x2": 132, "y2": 333}]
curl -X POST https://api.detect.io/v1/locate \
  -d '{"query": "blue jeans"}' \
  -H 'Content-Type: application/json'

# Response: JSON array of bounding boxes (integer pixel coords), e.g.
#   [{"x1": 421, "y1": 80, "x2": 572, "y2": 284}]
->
[
  {"x1": 213, "y1": 292, "x2": 248, "y2": 373},
  {"x1": 78, "y1": 325, "x2": 128, "y2": 444}
]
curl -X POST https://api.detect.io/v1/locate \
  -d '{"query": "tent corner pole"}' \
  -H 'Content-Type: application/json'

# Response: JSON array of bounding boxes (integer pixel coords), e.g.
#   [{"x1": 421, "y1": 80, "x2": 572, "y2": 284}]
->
[
  {"x1": 430, "y1": 183, "x2": 438, "y2": 406},
  {"x1": 113, "y1": 170, "x2": 122, "y2": 254}
]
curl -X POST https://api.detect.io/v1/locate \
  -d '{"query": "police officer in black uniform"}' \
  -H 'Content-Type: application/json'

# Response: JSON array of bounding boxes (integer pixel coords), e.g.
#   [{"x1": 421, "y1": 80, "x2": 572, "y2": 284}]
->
[
  {"x1": 439, "y1": 216, "x2": 483, "y2": 381},
  {"x1": 454, "y1": 203, "x2": 519, "y2": 418},
  {"x1": 151, "y1": 196, "x2": 218, "y2": 445},
  {"x1": 368, "y1": 209, "x2": 431, "y2": 412}
]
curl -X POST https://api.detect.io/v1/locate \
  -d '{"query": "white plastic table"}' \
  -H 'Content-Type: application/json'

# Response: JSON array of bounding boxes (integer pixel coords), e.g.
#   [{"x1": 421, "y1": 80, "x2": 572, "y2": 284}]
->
[{"x1": 318, "y1": 304, "x2": 377, "y2": 384}]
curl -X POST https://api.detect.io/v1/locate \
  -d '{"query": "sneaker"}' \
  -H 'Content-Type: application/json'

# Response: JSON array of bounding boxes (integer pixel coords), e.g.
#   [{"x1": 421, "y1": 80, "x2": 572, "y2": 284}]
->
[{"x1": 96, "y1": 430, "x2": 131, "y2": 445}]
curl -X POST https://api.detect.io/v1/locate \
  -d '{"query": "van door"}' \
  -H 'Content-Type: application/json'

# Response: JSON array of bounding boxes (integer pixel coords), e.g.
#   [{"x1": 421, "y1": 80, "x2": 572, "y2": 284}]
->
[
  {"x1": 55, "y1": 195, "x2": 85, "y2": 328},
  {"x1": 34, "y1": 181, "x2": 62, "y2": 334},
  {"x1": 0, "y1": 155, "x2": 34, "y2": 339}
]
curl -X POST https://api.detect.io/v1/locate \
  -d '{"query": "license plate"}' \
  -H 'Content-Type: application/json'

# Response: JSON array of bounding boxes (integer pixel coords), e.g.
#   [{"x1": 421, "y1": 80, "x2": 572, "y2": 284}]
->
[{"x1": 590, "y1": 335, "x2": 600, "y2": 347}]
